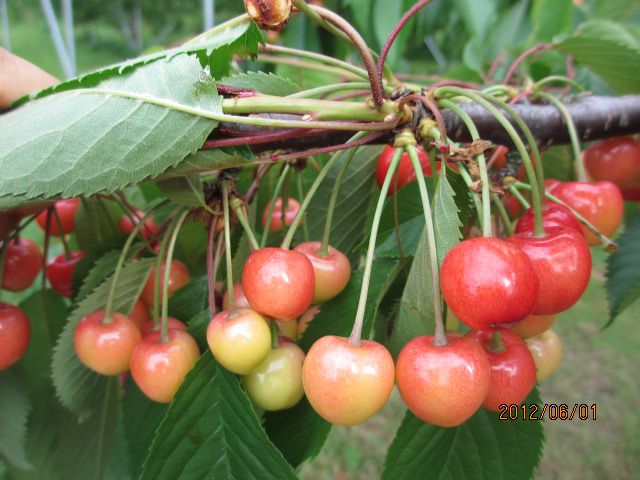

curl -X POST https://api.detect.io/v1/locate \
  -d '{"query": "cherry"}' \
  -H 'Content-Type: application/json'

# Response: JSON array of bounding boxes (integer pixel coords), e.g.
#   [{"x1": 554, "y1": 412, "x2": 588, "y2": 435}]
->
[
  {"x1": 511, "y1": 314, "x2": 555, "y2": 339},
  {"x1": 544, "y1": 178, "x2": 562, "y2": 192},
  {"x1": 0, "y1": 211, "x2": 21, "y2": 240},
  {"x1": 1, "y1": 238, "x2": 43, "y2": 292},
  {"x1": 467, "y1": 330, "x2": 536, "y2": 412},
  {"x1": 46, "y1": 251, "x2": 85, "y2": 298},
  {"x1": 241, "y1": 247, "x2": 315, "y2": 320},
  {"x1": 525, "y1": 329, "x2": 563, "y2": 382},
  {"x1": 119, "y1": 209, "x2": 159, "y2": 240},
  {"x1": 504, "y1": 192, "x2": 526, "y2": 218},
  {"x1": 206, "y1": 308, "x2": 271, "y2": 375},
  {"x1": 141, "y1": 317, "x2": 186, "y2": 337},
  {"x1": 492, "y1": 145, "x2": 509, "y2": 170},
  {"x1": 440, "y1": 238, "x2": 539, "y2": 330},
  {"x1": 298, "y1": 305, "x2": 320, "y2": 338},
  {"x1": 0, "y1": 303, "x2": 31, "y2": 370},
  {"x1": 293, "y1": 241, "x2": 351, "y2": 303},
  {"x1": 129, "y1": 300, "x2": 152, "y2": 331},
  {"x1": 35, "y1": 198, "x2": 80, "y2": 236},
  {"x1": 140, "y1": 259, "x2": 190, "y2": 307},
  {"x1": 552, "y1": 181, "x2": 623, "y2": 246},
  {"x1": 584, "y1": 136, "x2": 640, "y2": 188},
  {"x1": 302, "y1": 336, "x2": 394, "y2": 426},
  {"x1": 621, "y1": 185, "x2": 640, "y2": 202},
  {"x1": 376, "y1": 145, "x2": 432, "y2": 195},
  {"x1": 242, "y1": 341, "x2": 305, "y2": 411},
  {"x1": 262, "y1": 197, "x2": 300, "y2": 232},
  {"x1": 222, "y1": 283, "x2": 251, "y2": 311},
  {"x1": 514, "y1": 202, "x2": 582, "y2": 236},
  {"x1": 130, "y1": 329, "x2": 200, "y2": 403},
  {"x1": 507, "y1": 227, "x2": 591, "y2": 315},
  {"x1": 396, "y1": 335, "x2": 490, "y2": 426},
  {"x1": 74, "y1": 311, "x2": 142, "y2": 375}
]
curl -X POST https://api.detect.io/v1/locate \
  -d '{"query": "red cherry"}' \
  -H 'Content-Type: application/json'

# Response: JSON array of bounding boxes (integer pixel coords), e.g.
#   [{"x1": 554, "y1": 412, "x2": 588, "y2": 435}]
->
[
  {"x1": 526, "y1": 329, "x2": 563, "y2": 382},
  {"x1": 293, "y1": 241, "x2": 351, "y2": 303},
  {"x1": 440, "y1": 238, "x2": 539, "y2": 330},
  {"x1": 141, "y1": 317, "x2": 187, "y2": 337},
  {"x1": 0, "y1": 211, "x2": 21, "y2": 240},
  {"x1": 262, "y1": 198, "x2": 300, "y2": 232},
  {"x1": 584, "y1": 136, "x2": 640, "y2": 188},
  {"x1": 222, "y1": 283, "x2": 252, "y2": 311},
  {"x1": 129, "y1": 300, "x2": 151, "y2": 331},
  {"x1": 46, "y1": 251, "x2": 85, "y2": 298},
  {"x1": 73, "y1": 311, "x2": 142, "y2": 375},
  {"x1": 544, "y1": 178, "x2": 562, "y2": 192},
  {"x1": 507, "y1": 227, "x2": 591, "y2": 315},
  {"x1": 241, "y1": 247, "x2": 315, "y2": 320},
  {"x1": 514, "y1": 202, "x2": 583, "y2": 236},
  {"x1": 119, "y1": 209, "x2": 159, "y2": 240},
  {"x1": 0, "y1": 303, "x2": 31, "y2": 370},
  {"x1": 492, "y1": 145, "x2": 509, "y2": 170},
  {"x1": 504, "y1": 192, "x2": 526, "y2": 218},
  {"x1": 141, "y1": 260, "x2": 190, "y2": 307},
  {"x1": 512, "y1": 314, "x2": 555, "y2": 339},
  {"x1": 130, "y1": 329, "x2": 200, "y2": 403},
  {"x1": 376, "y1": 145, "x2": 432, "y2": 195},
  {"x1": 396, "y1": 335, "x2": 491, "y2": 426},
  {"x1": 552, "y1": 181, "x2": 623, "y2": 246},
  {"x1": 303, "y1": 336, "x2": 395, "y2": 425},
  {"x1": 466, "y1": 330, "x2": 536, "y2": 412},
  {"x1": 1, "y1": 238, "x2": 43, "y2": 292},
  {"x1": 35, "y1": 198, "x2": 80, "y2": 236},
  {"x1": 621, "y1": 185, "x2": 640, "y2": 202}
]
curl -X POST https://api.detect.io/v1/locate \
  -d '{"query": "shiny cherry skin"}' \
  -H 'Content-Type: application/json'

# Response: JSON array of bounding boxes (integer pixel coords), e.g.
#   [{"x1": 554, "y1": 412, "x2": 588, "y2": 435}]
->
[
  {"x1": 544, "y1": 178, "x2": 562, "y2": 192},
  {"x1": 293, "y1": 241, "x2": 351, "y2": 303},
  {"x1": 507, "y1": 227, "x2": 591, "y2": 315},
  {"x1": 130, "y1": 329, "x2": 199, "y2": 403},
  {"x1": 241, "y1": 247, "x2": 315, "y2": 320},
  {"x1": 262, "y1": 198, "x2": 300, "y2": 232},
  {"x1": 396, "y1": 335, "x2": 491, "y2": 426},
  {"x1": 206, "y1": 308, "x2": 271, "y2": 375},
  {"x1": 222, "y1": 283, "x2": 251, "y2": 311},
  {"x1": 243, "y1": 341, "x2": 305, "y2": 411},
  {"x1": 35, "y1": 198, "x2": 80, "y2": 236},
  {"x1": 584, "y1": 136, "x2": 640, "y2": 188},
  {"x1": 511, "y1": 314, "x2": 556, "y2": 339},
  {"x1": 46, "y1": 251, "x2": 85, "y2": 298},
  {"x1": 0, "y1": 303, "x2": 31, "y2": 370},
  {"x1": 298, "y1": 305, "x2": 320, "y2": 338},
  {"x1": 303, "y1": 335, "x2": 394, "y2": 426},
  {"x1": 128, "y1": 300, "x2": 151, "y2": 331},
  {"x1": 376, "y1": 145, "x2": 432, "y2": 195},
  {"x1": 74, "y1": 311, "x2": 142, "y2": 375},
  {"x1": 440, "y1": 238, "x2": 539, "y2": 330},
  {"x1": 141, "y1": 317, "x2": 187, "y2": 337},
  {"x1": 552, "y1": 181, "x2": 623, "y2": 246},
  {"x1": 1, "y1": 238, "x2": 43, "y2": 292},
  {"x1": 526, "y1": 329, "x2": 563, "y2": 382},
  {"x1": 119, "y1": 209, "x2": 159, "y2": 240},
  {"x1": 515, "y1": 202, "x2": 582, "y2": 236},
  {"x1": 467, "y1": 330, "x2": 536, "y2": 412},
  {"x1": 141, "y1": 259, "x2": 190, "y2": 307}
]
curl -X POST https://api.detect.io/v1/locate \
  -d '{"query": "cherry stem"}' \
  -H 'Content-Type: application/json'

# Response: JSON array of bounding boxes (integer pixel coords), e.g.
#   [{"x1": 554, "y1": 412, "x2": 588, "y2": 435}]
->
[
  {"x1": 41, "y1": 209, "x2": 53, "y2": 289},
  {"x1": 206, "y1": 217, "x2": 218, "y2": 319},
  {"x1": 221, "y1": 181, "x2": 235, "y2": 309},
  {"x1": 270, "y1": 320, "x2": 279, "y2": 349},
  {"x1": 405, "y1": 142, "x2": 447, "y2": 347},
  {"x1": 281, "y1": 132, "x2": 369, "y2": 250},
  {"x1": 534, "y1": 90, "x2": 587, "y2": 182},
  {"x1": 289, "y1": 82, "x2": 374, "y2": 99},
  {"x1": 451, "y1": 161, "x2": 483, "y2": 223},
  {"x1": 95, "y1": 196, "x2": 120, "y2": 236},
  {"x1": 503, "y1": 43, "x2": 553, "y2": 85},
  {"x1": 295, "y1": 172, "x2": 310, "y2": 242},
  {"x1": 488, "y1": 332, "x2": 505, "y2": 352},
  {"x1": 152, "y1": 210, "x2": 177, "y2": 323},
  {"x1": 160, "y1": 210, "x2": 189, "y2": 343},
  {"x1": 533, "y1": 75, "x2": 585, "y2": 92},
  {"x1": 437, "y1": 99, "x2": 492, "y2": 237},
  {"x1": 377, "y1": 0, "x2": 432, "y2": 91},
  {"x1": 281, "y1": 169, "x2": 291, "y2": 235},
  {"x1": 492, "y1": 193, "x2": 513, "y2": 237},
  {"x1": 257, "y1": 54, "x2": 363, "y2": 81},
  {"x1": 393, "y1": 176, "x2": 405, "y2": 259},
  {"x1": 400, "y1": 94, "x2": 449, "y2": 144},
  {"x1": 104, "y1": 207, "x2": 162, "y2": 324},
  {"x1": 231, "y1": 200, "x2": 260, "y2": 251},
  {"x1": 318, "y1": 146, "x2": 359, "y2": 257},
  {"x1": 51, "y1": 207, "x2": 71, "y2": 258},
  {"x1": 202, "y1": 128, "x2": 318, "y2": 150},
  {"x1": 348, "y1": 147, "x2": 403, "y2": 347},
  {"x1": 243, "y1": 164, "x2": 272, "y2": 204},
  {"x1": 261, "y1": 163, "x2": 291, "y2": 248},
  {"x1": 508, "y1": 185, "x2": 531, "y2": 209}
]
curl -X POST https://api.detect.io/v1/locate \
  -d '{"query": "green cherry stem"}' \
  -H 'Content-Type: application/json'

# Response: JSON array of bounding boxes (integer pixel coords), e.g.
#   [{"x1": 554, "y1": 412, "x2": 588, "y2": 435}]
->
[
  {"x1": 492, "y1": 193, "x2": 514, "y2": 237},
  {"x1": 231, "y1": 200, "x2": 260, "y2": 251},
  {"x1": 288, "y1": 82, "x2": 377, "y2": 99},
  {"x1": 281, "y1": 132, "x2": 369, "y2": 250},
  {"x1": 206, "y1": 217, "x2": 219, "y2": 319},
  {"x1": 51, "y1": 207, "x2": 72, "y2": 258},
  {"x1": 533, "y1": 75, "x2": 585, "y2": 92},
  {"x1": 221, "y1": 182, "x2": 235, "y2": 309},
  {"x1": 508, "y1": 184, "x2": 531, "y2": 209},
  {"x1": 348, "y1": 147, "x2": 402, "y2": 347},
  {"x1": 534, "y1": 90, "x2": 587, "y2": 181},
  {"x1": 160, "y1": 210, "x2": 190, "y2": 343},
  {"x1": 405, "y1": 142, "x2": 447, "y2": 347},
  {"x1": 151, "y1": 211, "x2": 177, "y2": 323},
  {"x1": 296, "y1": 171, "x2": 310, "y2": 242},
  {"x1": 261, "y1": 163, "x2": 291, "y2": 248},
  {"x1": 270, "y1": 320, "x2": 279, "y2": 349}
]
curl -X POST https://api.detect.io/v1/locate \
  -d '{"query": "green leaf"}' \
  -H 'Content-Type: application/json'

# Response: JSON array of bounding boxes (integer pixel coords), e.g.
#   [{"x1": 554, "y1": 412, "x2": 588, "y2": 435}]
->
[
  {"x1": 0, "y1": 373, "x2": 32, "y2": 471},
  {"x1": 0, "y1": 54, "x2": 220, "y2": 202},
  {"x1": 556, "y1": 22, "x2": 640, "y2": 94},
  {"x1": 433, "y1": 175, "x2": 463, "y2": 265},
  {"x1": 157, "y1": 175, "x2": 207, "y2": 209},
  {"x1": 606, "y1": 215, "x2": 640, "y2": 326},
  {"x1": 531, "y1": 0, "x2": 574, "y2": 42},
  {"x1": 453, "y1": 0, "x2": 496, "y2": 40},
  {"x1": 105, "y1": 413, "x2": 131, "y2": 480},
  {"x1": 541, "y1": 145, "x2": 574, "y2": 182},
  {"x1": 176, "y1": 219, "x2": 209, "y2": 276},
  {"x1": 51, "y1": 257, "x2": 154, "y2": 418},
  {"x1": 75, "y1": 198, "x2": 123, "y2": 253},
  {"x1": 382, "y1": 389, "x2": 545, "y2": 480},
  {"x1": 75, "y1": 250, "x2": 122, "y2": 303},
  {"x1": 219, "y1": 72, "x2": 301, "y2": 96},
  {"x1": 141, "y1": 354, "x2": 297, "y2": 480},
  {"x1": 168, "y1": 275, "x2": 209, "y2": 322}
]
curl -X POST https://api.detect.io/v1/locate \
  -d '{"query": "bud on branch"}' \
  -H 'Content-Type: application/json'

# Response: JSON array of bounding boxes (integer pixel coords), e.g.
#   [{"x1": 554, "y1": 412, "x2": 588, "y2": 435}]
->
[{"x1": 244, "y1": 0, "x2": 292, "y2": 31}]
